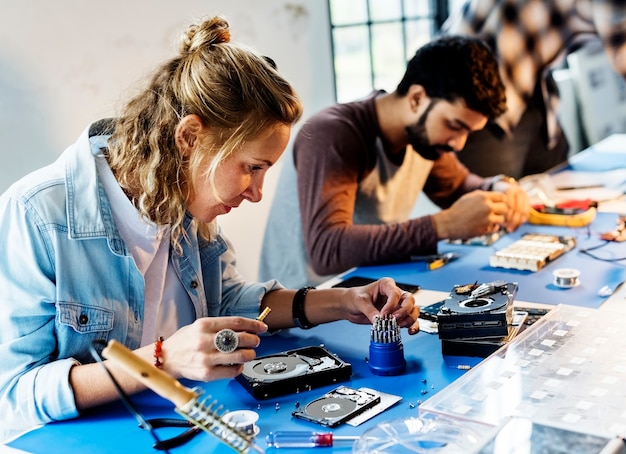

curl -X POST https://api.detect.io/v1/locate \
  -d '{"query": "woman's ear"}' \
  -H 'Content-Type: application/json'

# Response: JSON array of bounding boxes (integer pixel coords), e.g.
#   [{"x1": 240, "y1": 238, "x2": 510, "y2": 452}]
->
[{"x1": 175, "y1": 115, "x2": 204, "y2": 157}]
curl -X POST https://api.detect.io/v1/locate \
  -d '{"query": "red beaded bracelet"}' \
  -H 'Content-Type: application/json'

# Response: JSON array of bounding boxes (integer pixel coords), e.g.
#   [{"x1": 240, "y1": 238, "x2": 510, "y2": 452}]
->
[{"x1": 154, "y1": 336, "x2": 164, "y2": 368}]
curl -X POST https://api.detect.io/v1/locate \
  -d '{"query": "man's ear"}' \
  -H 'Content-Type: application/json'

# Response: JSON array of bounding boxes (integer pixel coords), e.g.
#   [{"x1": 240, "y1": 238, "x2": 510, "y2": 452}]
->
[
  {"x1": 175, "y1": 114, "x2": 204, "y2": 157},
  {"x1": 407, "y1": 84, "x2": 426, "y2": 112}
]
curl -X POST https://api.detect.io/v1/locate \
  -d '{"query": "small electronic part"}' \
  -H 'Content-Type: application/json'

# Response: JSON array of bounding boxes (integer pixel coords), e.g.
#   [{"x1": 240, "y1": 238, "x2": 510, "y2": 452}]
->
[
  {"x1": 418, "y1": 301, "x2": 445, "y2": 322},
  {"x1": 600, "y1": 215, "x2": 626, "y2": 242},
  {"x1": 447, "y1": 229, "x2": 505, "y2": 246},
  {"x1": 489, "y1": 233, "x2": 576, "y2": 272},
  {"x1": 256, "y1": 307, "x2": 271, "y2": 322},
  {"x1": 368, "y1": 314, "x2": 406, "y2": 376},
  {"x1": 292, "y1": 386, "x2": 381, "y2": 428},
  {"x1": 514, "y1": 306, "x2": 551, "y2": 325}
]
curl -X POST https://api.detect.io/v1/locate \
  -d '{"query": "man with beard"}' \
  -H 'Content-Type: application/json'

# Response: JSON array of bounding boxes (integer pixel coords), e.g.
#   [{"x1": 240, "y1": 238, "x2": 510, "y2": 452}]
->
[{"x1": 259, "y1": 35, "x2": 530, "y2": 289}]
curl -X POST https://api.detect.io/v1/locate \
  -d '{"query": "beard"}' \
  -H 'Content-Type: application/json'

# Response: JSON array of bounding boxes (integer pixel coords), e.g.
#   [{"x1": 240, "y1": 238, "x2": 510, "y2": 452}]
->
[{"x1": 405, "y1": 102, "x2": 454, "y2": 161}]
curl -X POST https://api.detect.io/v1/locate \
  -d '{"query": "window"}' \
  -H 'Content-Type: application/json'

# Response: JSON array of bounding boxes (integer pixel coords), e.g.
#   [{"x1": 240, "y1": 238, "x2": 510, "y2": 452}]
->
[{"x1": 329, "y1": 0, "x2": 463, "y2": 103}]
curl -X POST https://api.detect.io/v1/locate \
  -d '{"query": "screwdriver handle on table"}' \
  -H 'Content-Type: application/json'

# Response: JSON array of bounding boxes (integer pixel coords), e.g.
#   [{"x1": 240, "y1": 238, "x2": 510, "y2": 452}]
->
[{"x1": 265, "y1": 431, "x2": 359, "y2": 448}]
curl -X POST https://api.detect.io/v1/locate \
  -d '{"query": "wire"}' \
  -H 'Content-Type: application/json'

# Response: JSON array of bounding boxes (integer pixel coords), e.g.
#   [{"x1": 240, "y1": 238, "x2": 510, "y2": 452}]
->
[
  {"x1": 99, "y1": 339, "x2": 264, "y2": 453},
  {"x1": 88, "y1": 341, "x2": 168, "y2": 453},
  {"x1": 579, "y1": 241, "x2": 626, "y2": 263}
]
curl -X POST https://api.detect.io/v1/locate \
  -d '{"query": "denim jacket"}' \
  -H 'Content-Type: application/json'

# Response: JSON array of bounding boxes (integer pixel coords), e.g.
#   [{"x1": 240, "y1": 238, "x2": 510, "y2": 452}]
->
[{"x1": 0, "y1": 122, "x2": 281, "y2": 438}]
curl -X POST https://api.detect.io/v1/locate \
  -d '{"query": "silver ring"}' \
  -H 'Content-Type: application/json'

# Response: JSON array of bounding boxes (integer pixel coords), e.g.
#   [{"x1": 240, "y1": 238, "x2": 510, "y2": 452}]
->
[{"x1": 214, "y1": 328, "x2": 239, "y2": 353}]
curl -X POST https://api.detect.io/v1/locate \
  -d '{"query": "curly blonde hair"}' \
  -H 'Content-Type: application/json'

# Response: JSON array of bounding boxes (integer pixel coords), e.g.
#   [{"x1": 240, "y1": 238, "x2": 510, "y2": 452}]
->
[{"x1": 106, "y1": 16, "x2": 302, "y2": 253}]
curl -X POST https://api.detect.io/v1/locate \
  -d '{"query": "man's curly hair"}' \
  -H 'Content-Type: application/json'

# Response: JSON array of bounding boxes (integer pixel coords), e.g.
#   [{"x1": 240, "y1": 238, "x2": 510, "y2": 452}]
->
[{"x1": 396, "y1": 35, "x2": 506, "y2": 120}]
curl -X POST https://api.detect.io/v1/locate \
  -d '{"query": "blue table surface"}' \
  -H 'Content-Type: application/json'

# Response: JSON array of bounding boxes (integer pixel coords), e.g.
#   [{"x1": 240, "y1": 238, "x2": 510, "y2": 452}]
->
[
  {"x1": 9, "y1": 212, "x2": 626, "y2": 454},
  {"x1": 347, "y1": 211, "x2": 626, "y2": 310},
  {"x1": 10, "y1": 324, "x2": 475, "y2": 454}
]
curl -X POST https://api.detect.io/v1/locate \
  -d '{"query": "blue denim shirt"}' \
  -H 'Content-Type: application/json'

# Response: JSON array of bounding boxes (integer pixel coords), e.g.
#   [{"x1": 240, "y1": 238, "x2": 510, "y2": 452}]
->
[{"x1": 0, "y1": 123, "x2": 282, "y2": 438}]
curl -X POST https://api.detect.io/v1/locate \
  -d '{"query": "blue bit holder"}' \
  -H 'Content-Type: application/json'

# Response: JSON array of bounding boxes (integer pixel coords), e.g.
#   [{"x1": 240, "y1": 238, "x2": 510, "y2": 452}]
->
[{"x1": 368, "y1": 315, "x2": 406, "y2": 376}]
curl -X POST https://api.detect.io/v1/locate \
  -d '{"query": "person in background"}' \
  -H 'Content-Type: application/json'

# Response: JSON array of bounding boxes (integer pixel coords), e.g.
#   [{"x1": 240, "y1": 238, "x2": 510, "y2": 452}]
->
[
  {"x1": 440, "y1": 0, "x2": 626, "y2": 179},
  {"x1": 0, "y1": 16, "x2": 420, "y2": 440},
  {"x1": 259, "y1": 35, "x2": 530, "y2": 289}
]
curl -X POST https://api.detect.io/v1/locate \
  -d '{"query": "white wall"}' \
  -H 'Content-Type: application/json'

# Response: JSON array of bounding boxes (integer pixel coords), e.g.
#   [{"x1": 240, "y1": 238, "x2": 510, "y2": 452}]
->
[{"x1": 0, "y1": 0, "x2": 336, "y2": 282}]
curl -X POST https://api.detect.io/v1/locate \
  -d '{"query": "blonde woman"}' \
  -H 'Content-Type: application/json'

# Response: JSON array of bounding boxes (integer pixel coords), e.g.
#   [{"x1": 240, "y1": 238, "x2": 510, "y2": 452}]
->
[{"x1": 0, "y1": 16, "x2": 420, "y2": 439}]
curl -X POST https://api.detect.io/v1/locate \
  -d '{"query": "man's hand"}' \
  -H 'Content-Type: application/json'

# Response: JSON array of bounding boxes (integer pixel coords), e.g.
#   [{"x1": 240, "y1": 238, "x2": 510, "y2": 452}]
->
[
  {"x1": 499, "y1": 183, "x2": 530, "y2": 232},
  {"x1": 432, "y1": 190, "x2": 509, "y2": 239}
]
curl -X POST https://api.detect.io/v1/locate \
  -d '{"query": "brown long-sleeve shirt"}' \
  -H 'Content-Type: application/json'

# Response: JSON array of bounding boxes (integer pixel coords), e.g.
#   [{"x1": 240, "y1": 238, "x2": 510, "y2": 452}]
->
[{"x1": 294, "y1": 92, "x2": 486, "y2": 277}]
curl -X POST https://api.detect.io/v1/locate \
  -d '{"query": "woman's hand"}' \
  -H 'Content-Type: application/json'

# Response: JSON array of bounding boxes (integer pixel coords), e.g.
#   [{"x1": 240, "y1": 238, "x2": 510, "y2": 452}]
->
[
  {"x1": 342, "y1": 277, "x2": 420, "y2": 335},
  {"x1": 159, "y1": 316, "x2": 268, "y2": 382}
]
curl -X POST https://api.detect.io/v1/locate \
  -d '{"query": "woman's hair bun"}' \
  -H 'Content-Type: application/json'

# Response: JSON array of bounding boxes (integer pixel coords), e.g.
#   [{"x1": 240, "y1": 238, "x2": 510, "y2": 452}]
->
[{"x1": 179, "y1": 16, "x2": 231, "y2": 55}]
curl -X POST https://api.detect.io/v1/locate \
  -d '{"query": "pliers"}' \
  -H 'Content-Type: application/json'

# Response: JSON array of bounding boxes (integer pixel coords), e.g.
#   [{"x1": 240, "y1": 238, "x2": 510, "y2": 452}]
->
[{"x1": 141, "y1": 417, "x2": 202, "y2": 451}]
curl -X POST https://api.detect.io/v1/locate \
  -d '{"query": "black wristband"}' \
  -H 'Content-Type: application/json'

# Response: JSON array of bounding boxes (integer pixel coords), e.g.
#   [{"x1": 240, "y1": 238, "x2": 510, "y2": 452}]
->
[{"x1": 292, "y1": 286, "x2": 316, "y2": 329}]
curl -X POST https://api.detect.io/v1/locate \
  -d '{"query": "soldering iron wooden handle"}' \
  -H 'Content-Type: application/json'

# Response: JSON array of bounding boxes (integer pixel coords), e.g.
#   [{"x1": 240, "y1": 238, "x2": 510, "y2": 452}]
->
[{"x1": 102, "y1": 339, "x2": 197, "y2": 408}]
